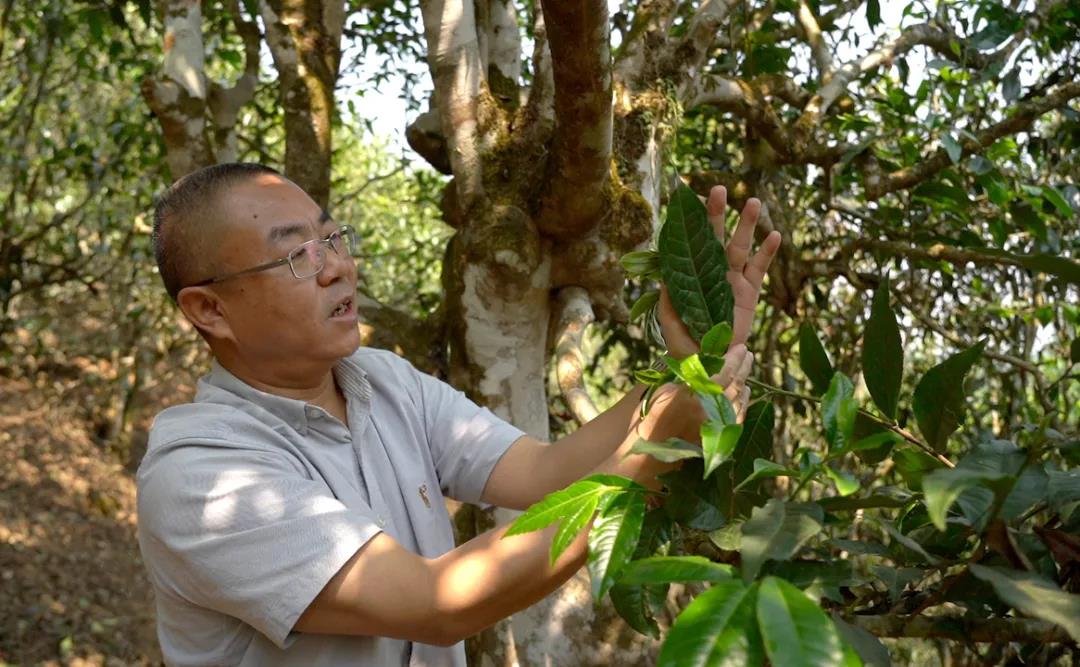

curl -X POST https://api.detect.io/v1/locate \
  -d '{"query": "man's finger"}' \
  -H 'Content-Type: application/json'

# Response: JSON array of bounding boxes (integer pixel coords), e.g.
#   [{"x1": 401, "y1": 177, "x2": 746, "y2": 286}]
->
[
  {"x1": 724, "y1": 351, "x2": 753, "y2": 405},
  {"x1": 707, "y1": 185, "x2": 727, "y2": 244},
  {"x1": 742, "y1": 230, "x2": 782, "y2": 292},
  {"x1": 736, "y1": 386, "x2": 751, "y2": 423},
  {"x1": 657, "y1": 285, "x2": 697, "y2": 357},
  {"x1": 727, "y1": 198, "x2": 760, "y2": 274},
  {"x1": 713, "y1": 344, "x2": 747, "y2": 389}
]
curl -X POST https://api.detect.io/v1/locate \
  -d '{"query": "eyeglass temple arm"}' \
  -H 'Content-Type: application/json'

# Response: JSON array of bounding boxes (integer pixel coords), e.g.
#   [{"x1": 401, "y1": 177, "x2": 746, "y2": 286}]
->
[{"x1": 189, "y1": 257, "x2": 292, "y2": 287}]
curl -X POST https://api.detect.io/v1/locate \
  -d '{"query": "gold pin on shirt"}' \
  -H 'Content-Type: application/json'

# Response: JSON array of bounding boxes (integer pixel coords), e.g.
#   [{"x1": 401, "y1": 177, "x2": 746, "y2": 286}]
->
[{"x1": 418, "y1": 484, "x2": 431, "y2": 508}]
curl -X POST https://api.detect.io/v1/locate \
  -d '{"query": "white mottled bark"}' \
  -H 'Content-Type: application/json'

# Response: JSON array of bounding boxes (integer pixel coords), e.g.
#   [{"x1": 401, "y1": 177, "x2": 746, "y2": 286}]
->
[
  {"x1": 162, "y1": 0, "x2": 206, "y2": 100},
  {"x1": 553, "y1": 286, "x2": 599, "y2": 425},
  {"x1": 422, "y1": 0, "x2": 486, "y2": 208},
  {"x1": 460, "y1": 260, "x2": 551, "y2": 437}
]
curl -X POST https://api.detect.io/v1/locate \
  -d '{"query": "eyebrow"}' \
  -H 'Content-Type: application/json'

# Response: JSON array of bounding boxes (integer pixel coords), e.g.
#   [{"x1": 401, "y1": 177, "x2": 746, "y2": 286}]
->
[{"x1": 267, "y1": 209, "x2": 334, "y2": 244}]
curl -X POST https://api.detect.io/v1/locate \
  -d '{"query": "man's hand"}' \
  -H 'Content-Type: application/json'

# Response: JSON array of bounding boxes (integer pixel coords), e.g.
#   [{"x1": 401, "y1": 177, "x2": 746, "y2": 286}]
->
[
  {"x1": 657, "y1": 185, "x2": 781, "y2": 357},
  {"x1": 653, "y1": 185, "x2": 780, "y2": 421}
]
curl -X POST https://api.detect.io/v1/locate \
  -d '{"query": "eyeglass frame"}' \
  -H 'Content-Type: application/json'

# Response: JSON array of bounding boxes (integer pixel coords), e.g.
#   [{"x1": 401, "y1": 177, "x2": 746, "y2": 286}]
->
[{"x1": 186, "y1": 224, "x2": 358, "y2": 288}]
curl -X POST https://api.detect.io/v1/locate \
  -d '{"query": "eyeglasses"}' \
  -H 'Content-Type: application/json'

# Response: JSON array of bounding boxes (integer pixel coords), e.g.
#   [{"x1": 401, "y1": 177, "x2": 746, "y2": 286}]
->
[{"x1": 188, "y1": 225, "x2": 358, "y2": 288}]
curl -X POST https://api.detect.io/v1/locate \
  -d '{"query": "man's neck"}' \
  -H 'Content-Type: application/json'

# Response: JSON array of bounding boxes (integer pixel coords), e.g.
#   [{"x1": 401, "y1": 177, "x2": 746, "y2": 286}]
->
[{"x1": 216, "y1": 354, "x2": 347, "y2": 421}]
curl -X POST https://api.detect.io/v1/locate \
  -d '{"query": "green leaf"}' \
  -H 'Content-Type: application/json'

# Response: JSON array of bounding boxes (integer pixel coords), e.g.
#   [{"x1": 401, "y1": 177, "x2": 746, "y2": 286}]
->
[
  {"x1": 799, "y1": 322, "x2": 835, "y2": 396},
  {"x1": 703, "y1": 421, "x2": 744, "y2": 478},
  {"x1": 822, "y1": 372, "x2": 857, "y2": 451},
  {"x1": 659, "y1": 184, "x2": 734, "y2": 341},
  {"x1": 630, "y1": 290, "x2": 660, "y2": 321},
  {"x1": 667, "y1": 354, "x2": 725, "y2": 397},
  {"x1": 923, "y1": 467, "x2": 1014, "y2": 531},
  {"x1": 756, "y1": 577, "x2": 850, "y2": 667},
  {"x1": 862, "y1": 277, "x2": 903, "y2": 420},
  {"x1": 658, "y1": 580, "x2": 763, "y2": 667},
  {"x1": 701, "y1": 322, "x2": 734, "y2": 356},
  {"x1": 551, "y1": 494, "x2": 600, "y2": 565},
  {"x1": 741, "y1": 499, "x2": 824, "y2": 582},
  {"x1": 634, "y1": 367, "x2": 671, "y2": 386},
  {"x1": 766, "y1": 561, "x2": 861, "y2": 602},
  {"x1": 1042, "y1": 185, "x2": 1075, "y2": 218},
  {"x1": 870, "y1": 565, "x2": 925, "y2": 601},
  {"x1": 1048, "y1": 469, "x2": 1080, "y2": 519},
  {"x1": 970, "y1": 564, "x2": 1080, "y2": 642},
  {"x1": 610, "y1": 583, "x2": 665, "y2": 638},
  {"x1": 893, "y1": 447, "x2": 945, "y2": 491},
  {"x1": 735, "y1": 459, "x2": 799, "y2": 491},
  {"x1": 506, "y1": 479, "x2": 604, "y2": 536},
  {"x1": 866, "y1": 0, "x2": 881, "y2": 28},
  {"x1": 880, "y1": 520, "x2": 942, "y2": 565},
  {"x1": 619, "y1": 556, "x2": 735, "y2": 585},
  {"x1": 731, "y1": 403, "x2": 776, "y2": 485},
  {"x1": 588, "y1": 491, "x2": 647, "y2": 600},
  {"x1": 628, "y1": 438, "x2": 703, "y2": 463},
  {"x1": 507, "y1": 475, "x2": 640, "y2": 563},
  {"x1": 1071, "y1": 338, "x2": 1080, "y2": 364},
  {"x1": 941, "y1": 133, "x2": 963, "y2": 164},
  {"x1": 832, "y1": 615, "x2": 890, "y2": 667},
  {"x1": 661, "y1": 463, "x2": 727, "y2": 530},
  {"x1": 824, "y1": 465, "x2": 860, "y2": 496},
  {"x1": 913, "y1": 342, "x2": 984, "y2": 451},
  {"x1": 818, "y1": 494, "x2": 907, "y2": 512},
  {"x1": 833, "y1": 431, "x2": 902, "y2": 459},
  {"x1": 621, "y1": 249, "x2": 661, "y2": 277}
]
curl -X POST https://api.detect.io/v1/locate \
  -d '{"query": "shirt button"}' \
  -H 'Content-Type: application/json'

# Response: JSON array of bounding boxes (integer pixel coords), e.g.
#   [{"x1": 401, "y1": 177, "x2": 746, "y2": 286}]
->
[{"x1": 377, "y1": 516, "x2": 386, "y2": 528}]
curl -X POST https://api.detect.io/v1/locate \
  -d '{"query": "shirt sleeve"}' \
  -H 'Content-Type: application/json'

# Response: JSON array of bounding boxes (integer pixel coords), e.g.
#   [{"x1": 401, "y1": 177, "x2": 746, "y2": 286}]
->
[
  {"x1": 136, "y1": 441, "x2": 383, "y2": 648},
  {"x1": 411, "y1": 368, "x2": 526, "y2": 504}
]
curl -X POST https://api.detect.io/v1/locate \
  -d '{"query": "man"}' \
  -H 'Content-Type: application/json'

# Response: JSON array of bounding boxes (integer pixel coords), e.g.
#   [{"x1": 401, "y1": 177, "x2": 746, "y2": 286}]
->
[{"x1": 137, "y1": 163, "x2": 781, "y2": 666}]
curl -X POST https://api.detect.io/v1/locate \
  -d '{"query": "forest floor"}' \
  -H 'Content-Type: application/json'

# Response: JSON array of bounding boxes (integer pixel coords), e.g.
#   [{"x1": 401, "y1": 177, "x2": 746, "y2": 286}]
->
[{"x1": 0, "y1": 376, "x2": 163, "y2": 666}]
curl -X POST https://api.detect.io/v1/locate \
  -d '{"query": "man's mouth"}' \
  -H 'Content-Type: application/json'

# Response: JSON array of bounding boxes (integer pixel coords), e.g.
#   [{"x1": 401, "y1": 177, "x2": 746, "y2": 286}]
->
[{"x1": 330, "y1": 297, "x2": 353, "y2": 318}]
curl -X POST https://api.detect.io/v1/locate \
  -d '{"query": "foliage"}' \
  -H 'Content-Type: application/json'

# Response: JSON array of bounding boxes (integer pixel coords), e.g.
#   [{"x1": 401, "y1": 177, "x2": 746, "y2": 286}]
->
[{"x1": 511, "y1": 204, "x2": 1080, "y2": 664}]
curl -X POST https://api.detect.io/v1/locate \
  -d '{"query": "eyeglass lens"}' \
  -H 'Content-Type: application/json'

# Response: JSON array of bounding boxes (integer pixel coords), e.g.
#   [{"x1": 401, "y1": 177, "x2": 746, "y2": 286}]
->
[{"x1": 288, "y1": 228, "x2": 355, "y2": 279}]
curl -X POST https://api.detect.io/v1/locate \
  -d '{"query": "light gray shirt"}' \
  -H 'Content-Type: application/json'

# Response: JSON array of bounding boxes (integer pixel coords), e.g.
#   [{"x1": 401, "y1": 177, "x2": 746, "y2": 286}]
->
[{"x1": 136, "y1": 347, "x2": 525, "y2": 667}]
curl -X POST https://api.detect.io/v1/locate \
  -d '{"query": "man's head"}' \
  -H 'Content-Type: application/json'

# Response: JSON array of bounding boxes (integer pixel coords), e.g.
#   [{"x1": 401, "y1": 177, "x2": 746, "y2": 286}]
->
[{"x1": 152, "y1": 163, "x2": 360, "y2": 382}]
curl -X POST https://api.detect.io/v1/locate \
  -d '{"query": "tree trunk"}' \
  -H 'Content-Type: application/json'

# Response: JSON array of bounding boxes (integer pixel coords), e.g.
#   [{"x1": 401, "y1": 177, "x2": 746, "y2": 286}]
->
[
  {"x1": 414, "y1": 0, "x2": 667, "y2": 663},
  {"x1": 260, "y1": 0, "x2": 345, "y2": 208},
  {"x1": 143, "y1": 0, "x2": 260, "y2": 180}
]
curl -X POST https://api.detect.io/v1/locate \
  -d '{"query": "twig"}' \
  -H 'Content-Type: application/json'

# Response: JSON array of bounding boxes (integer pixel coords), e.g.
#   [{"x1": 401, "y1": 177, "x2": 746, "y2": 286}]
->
[{"x1": 747, "y1": 378, "x2": 955, "y2": 468}]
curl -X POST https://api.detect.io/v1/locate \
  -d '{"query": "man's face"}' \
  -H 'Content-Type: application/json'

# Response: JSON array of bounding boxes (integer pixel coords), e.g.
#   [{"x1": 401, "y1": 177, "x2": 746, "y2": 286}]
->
[{"x1": 208, "y1": 173, "x2": 361, "y2": 376}]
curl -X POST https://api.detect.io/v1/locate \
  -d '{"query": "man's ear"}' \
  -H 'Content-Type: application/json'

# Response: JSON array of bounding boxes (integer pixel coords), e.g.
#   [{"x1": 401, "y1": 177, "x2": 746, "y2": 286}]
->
[{"x1": 176, "y1": 286, "x2": 235, "y2": 342}]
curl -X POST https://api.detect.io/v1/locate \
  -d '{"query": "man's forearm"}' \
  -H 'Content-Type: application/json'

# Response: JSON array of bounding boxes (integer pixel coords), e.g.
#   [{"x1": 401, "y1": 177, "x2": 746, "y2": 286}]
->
[{"x1": 531, "y1": 384, "x2": 648, "y2": 489}]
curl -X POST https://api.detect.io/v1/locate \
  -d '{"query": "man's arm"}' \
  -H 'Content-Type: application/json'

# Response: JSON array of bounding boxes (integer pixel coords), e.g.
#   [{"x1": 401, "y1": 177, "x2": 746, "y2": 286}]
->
[{"x1": 294, "y1": 442, "x2": 663, "y2": 645}]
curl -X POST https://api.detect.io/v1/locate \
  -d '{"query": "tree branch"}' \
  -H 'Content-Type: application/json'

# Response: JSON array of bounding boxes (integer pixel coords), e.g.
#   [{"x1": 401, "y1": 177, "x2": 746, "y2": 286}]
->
[
  {"x1": 794, "y1": 22, "x2": 1011, "y2": 146},
  {"x1": 260, "y1": 0, "x2": 345, "y2": 207},
  {"x1": 420, "y1": 0, "x2": 486, "y2": 210},
  {"x1": 142, "y1": 0, "x2": 214, "y2": 178},
  {"x1": 865, "y1": 81, "x2": 1080, "y2": 199},
  {"x1": 612, "y1": 0, "x2": 680, "y2": 86},
  {"x1": 477, "y1": 0, "x2": 520, "y2": 107},
  {"x1": 847, "y1": 613, "x2": 1073, "y2": 643},
  {"x1": 535, "y1": 0, "x2": 612, "y2": 239},
  {"x1": 669, "y1": 0, "x2": 740, "y2": 100},
  {"x1": 207, "y1": 0, "x2": 261, "y2": 163},
  {"x1": 796, "y1": 0, "x2": 834, "y2": 84},
  {"x1": 552, "y1": 286, "x2": 600, "y2": 425},
  {"x1": 521, "y1": 2, "x2": 555, "y2": 129}
]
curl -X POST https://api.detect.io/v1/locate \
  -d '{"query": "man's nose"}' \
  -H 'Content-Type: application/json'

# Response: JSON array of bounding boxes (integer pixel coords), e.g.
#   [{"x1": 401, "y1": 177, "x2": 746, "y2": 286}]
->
[{"x1": 316, "y1": 242, "x2": 355, "y2": 285}]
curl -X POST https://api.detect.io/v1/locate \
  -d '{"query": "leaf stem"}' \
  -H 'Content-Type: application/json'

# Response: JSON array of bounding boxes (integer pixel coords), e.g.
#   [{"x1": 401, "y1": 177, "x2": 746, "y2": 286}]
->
[{"x1": 747, "y1": 378, "x2": 955, "y2": 468}]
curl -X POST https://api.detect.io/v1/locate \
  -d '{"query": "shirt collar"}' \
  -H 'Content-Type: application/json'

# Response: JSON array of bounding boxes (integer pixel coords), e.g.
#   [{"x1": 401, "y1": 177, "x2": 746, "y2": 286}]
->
[{"x1": 202, "y1": 354, "x2": 372, "y2": 434}]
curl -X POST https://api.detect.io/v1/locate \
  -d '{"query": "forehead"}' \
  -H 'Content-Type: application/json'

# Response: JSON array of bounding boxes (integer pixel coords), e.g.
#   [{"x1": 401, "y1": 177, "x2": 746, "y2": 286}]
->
[{"x1": 220, "y1": 173, "x2": 325, "y2": 235}]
